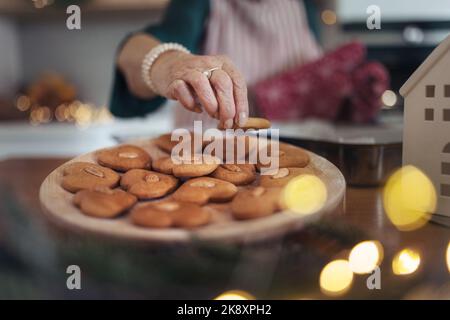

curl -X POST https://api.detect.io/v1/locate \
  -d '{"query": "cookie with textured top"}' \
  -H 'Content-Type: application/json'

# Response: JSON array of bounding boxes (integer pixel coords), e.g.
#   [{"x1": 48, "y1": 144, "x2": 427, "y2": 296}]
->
[
  {"x1": 204, "y1": 134, "x2": 251, "y2": 162},
  {"x1": 172, "y1": 154, "x2": 221, "y2": 178},
  {"x1": 231, "y1": 186, "x2": 282, "y2": 220},
  {"x1": 259, "y1": 167, "x2": 315, "y2": 188},
  {"x1": 152, "y1": 156, "x2": 175, "y2": 175},
  {"x1": 256, "y1": 143, "x2": 310, "y2": 170},
  {"x1": 120, "y1": 169, "x2": 178, "y2": 200},
  {"x1": 154, "y1": 132, "x2": 207, "y2": 155},
  {"x1": 173, "y1": 177, "x2": 238, "y2": 205},
  {"x1": 211, "y1": 164, "x2": 256, "y2": 186},
  {"x1": 61, "y1": 162, "x2": 120, "y2": 193},
  {"x1": 73, "y1": 187, "x2": 137, "y2": 218},
  {"x1": 154, "y1": 133, "x2": 178, "y2": 154},
  {"x1": 130, "y1": 201, "x2": 211, "y2": 228},
  {"x1": 96, "y1": 144, "x2": 151, "y2": 172}
]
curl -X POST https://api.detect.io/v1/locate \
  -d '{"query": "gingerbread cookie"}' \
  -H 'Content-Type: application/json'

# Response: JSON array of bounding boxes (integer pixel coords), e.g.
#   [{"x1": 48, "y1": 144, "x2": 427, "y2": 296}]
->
[
  {"x1": 204, "y1": 134, "x2": 251, "y2": 162},
  {"x1": 218, "y1": 117, "x2": 271, "y2": 130},
  {"x1": 130, "y1": 201, "x2": 211, "y2": 228},
  {"x1": 152, "y1": 156, "x2": 175, "y2": 175},
  {"x1": 172, "y1": 155, "x2": 221, "y2": 178},
  {"x1": 231, "y1": 187, "x2": 282, "y2": 220},
  {"x1": 173, "y1": 177, "x2": 238, "y2": 205},
  {"x1": 61, "y1": 162, "x2": 120, "y2": 193},
  {"x1": 73, "y1": 187, "x2": 137, "y2": 218},
  {"x1": 154, "y1": 133, "x2": 178, "y2": 153},
  {"x1": 257, "y1": 143, "x2": 310, "y2": 170},
  {"x1": 211, "y1": 164, "x2": 256, "y2": 186},
  {"x1": 120, "y1": 169, "x2": 178, "y2": 200},
  {"x1": 259, "y1": 167, "x2": 315, "y2": 188},
  {"x1": 154, "y1": 132, "x2": 206, "y2": 155},
  {"x1": 96, "y1": 144, "x2": 151, "y2": 172}
]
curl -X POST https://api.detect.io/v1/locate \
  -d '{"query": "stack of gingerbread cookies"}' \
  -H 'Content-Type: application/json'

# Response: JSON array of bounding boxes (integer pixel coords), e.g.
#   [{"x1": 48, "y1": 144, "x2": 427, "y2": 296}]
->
[{"x1": 60, "y1": 121, "x2": 315, "y2": 229}]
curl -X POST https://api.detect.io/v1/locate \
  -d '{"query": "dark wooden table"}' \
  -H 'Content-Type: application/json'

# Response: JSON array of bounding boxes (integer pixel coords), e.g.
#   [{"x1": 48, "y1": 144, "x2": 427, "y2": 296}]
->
[{"x1": 0, "y1": 158, "x2": 449, "y2": 299}]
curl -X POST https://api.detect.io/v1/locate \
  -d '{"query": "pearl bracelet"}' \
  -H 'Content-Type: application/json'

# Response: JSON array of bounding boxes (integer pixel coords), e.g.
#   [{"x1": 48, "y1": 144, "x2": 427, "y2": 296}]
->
[{"x1": 141, "y1": 43, "x2": 190, "y2": 94}]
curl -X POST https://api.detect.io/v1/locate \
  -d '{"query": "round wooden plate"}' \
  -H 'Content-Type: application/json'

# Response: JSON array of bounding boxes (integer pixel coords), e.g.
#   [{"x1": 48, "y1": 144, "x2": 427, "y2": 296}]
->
[{"x1": 39, "y1": 138, "x2": 346, "y2": 244}]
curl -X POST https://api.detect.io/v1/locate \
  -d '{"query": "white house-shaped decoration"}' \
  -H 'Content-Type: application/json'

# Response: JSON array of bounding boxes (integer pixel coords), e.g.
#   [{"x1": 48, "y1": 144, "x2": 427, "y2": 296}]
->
[{"x1": 400, "y1": 33, "x2": 450, "y2": 218}]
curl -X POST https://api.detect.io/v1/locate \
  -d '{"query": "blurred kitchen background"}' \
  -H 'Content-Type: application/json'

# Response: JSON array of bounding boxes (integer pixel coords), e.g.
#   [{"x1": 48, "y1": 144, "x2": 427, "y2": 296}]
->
[{"x1": 0, "y1": 0, "x2": 449, "y2": 159}]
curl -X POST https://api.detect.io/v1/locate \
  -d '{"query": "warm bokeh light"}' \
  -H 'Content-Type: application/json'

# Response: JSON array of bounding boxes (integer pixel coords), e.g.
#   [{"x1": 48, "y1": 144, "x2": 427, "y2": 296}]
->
[
  {"x1": 214, "y1": 290, "x2": 255, "y2": 300},
  {"x1": 381, "y1": 90, "x2": 397, "y2": 108},
  {"x1": 319, "y1": 259, "x2": 353, "y2": 296},
  {"x1": 55, "y1": 104, "x2": 68, "y2": 122},
  {"x1": 16, "y1": 95, "x2": 31, "y2": 111},
  {"x1": 392, "y1": 248, "x2": 421, "y2": 275},
  {"x1": 49, "y1": 101, "x2": 113, "y2": 127},
  {"x1": 321, "y1": 10, "x2": 337, "y2": 25},
  {"x1": 74, "y1": 104, "x2": 93, "y2": 128},
  {"x1": 282, "y1": 174, "x2": 327, "y2": 215},
  {"x1": 29, "y1": 106, "x2": 52, "y2": 125},
  {"x1": 446, "y1": 242, "x2": 450, "y2": 273},
  {"x1": 383, "y1": 165, "x2": 436, "y2": 231},
  {"x1": 32, "y1": 0, "x2": 54, "y2": 9},
  {"x1": 348, "y1": 241, "x2": 384, "y2": 274}
]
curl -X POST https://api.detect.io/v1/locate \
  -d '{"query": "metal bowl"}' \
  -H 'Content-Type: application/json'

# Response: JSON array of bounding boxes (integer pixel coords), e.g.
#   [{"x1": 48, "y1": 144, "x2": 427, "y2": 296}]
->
[{"x1": 280, "y1": 136, "x2": 402, "y2": 187}]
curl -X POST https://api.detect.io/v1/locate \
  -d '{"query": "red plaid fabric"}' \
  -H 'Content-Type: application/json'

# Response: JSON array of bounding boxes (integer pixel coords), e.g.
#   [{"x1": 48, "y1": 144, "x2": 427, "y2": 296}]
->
[{"x1": 253, "y1": 42, "x2": 390, "y2": 123}]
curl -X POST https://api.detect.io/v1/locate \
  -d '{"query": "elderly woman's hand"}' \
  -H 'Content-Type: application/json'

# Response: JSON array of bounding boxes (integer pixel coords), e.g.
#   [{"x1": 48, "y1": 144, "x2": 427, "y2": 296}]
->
[{"x1": 150, "y1": 51, "x2": 249, "y2": 128}]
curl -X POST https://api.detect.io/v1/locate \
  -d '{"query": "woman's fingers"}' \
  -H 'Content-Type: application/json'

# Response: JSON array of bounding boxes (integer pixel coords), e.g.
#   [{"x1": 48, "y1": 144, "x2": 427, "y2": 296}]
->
[
  {"x1": 209, "y1": 69, "x2": 236, "y2": 128},
  {"x1": 163, "y1": 55, "x2": 248, "y2": 125},
  {"x1": 183, "y1": 71, "x2": 219, "y2": 118},
  {"x1": 222, "y1": 62, "x2": 249, "y2": 127},
  {"x1": 167, "y1": 79, "x2": 201, "y2": 113}
]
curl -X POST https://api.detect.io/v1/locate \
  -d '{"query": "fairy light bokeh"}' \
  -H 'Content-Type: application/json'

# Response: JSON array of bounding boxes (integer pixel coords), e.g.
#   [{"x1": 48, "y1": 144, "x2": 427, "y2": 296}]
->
[
  {"x1": 348, "y1": 241, "x2": 384, "y2": 274},
  {"x1": 381, "y1": 89, "x2": 398, "y2": 108},
  {"x1": 282, "y1": 174, "x2": 327, "y2": 215},
  {"x1": 16, "y1": 96, "x2": 113, "y2": 128},
  {"x1": 319, "y1": 259, "x2": 353, "y2": 296},
  {"x1": 383, "y1": 165, "x2": 436, "y2": 231},
  {"x1": 392, "y1": 248, "x2": 421, "y2": 275},
  {"x1": 214, "y1": 290, "x2": 255, "y2": 300},
  {"x1": 321, "y1": 10, "x2": 337, "y2": 25},
  {"x1": 32, "y1": 0, "x2": 54, "y2": 9}
]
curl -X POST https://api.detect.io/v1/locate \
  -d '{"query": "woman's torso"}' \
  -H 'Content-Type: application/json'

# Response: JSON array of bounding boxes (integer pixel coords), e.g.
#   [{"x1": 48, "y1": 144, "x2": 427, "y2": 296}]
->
[{"x1": 174, "y1": 0, "x2": 322, "y2": 129}]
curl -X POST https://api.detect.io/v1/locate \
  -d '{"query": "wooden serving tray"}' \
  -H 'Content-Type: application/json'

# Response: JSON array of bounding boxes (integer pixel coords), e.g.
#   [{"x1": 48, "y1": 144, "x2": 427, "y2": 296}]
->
[{"x1": 39, "y1": 138, "x2": 346, "y2": 244}]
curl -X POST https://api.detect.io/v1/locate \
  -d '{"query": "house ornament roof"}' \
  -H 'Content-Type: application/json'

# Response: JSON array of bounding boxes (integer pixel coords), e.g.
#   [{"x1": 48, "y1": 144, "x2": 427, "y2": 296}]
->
[{"x1": 400, "y1": 33, "x2": 450, "y2": 97}]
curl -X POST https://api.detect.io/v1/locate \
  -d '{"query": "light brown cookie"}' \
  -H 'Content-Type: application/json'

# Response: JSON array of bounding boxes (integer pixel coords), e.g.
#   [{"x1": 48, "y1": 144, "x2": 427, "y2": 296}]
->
[
  {"x1": 96, "y1": 144, "x2": 151, "y2": 172},
  {"x1": 152, "y1": 156, "x2": 175, "y2": 175},
  {"x1": 154, "y1": 133, "x2": 179, "y2": 153},
  {"x1": 204, "y1": 134, "x2": 251, "y2": 162},
  {"x1": 73, "y1": 187, "x2": 137, "y2": 218},
  {"x1": 130, "y1": 201, "x2": 211, "y2": 228},
  {"x1": 154, "y1": 132, "x2": 207, "y2": 155},
  {"x1": 211, "y1": 164, "x2": 256, "y2": 186},
  {"x1": 173, "y1": 177, "x2": 238, "y2": 205},
  {"x1": 120, "y1": 169, "x2": 179, "y2": 200},
  {"x1": 61, "y1": 162, "x2": 120, "y2": 193},
  {"x1": 259, "y1": 167, "x2": 315, "y2": 188},
  {"x1": 172, "y1": 155, "x2": 221, "y2": 178},
  {"x1": 231, "y1": 187, "x2": 282, "y2": 220},
  {"x1": 256, "y1": 143, "x2": 310, "y2": 170},
  {"x1": 218, "y1": 117, "x2": 271, "y2": 130}
]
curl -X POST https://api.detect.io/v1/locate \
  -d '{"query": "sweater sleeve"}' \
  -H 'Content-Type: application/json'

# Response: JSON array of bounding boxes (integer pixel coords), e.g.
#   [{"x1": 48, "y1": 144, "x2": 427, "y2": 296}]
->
[{"x1": 109, "y1": 0, "x2": 210, "y2": 118}]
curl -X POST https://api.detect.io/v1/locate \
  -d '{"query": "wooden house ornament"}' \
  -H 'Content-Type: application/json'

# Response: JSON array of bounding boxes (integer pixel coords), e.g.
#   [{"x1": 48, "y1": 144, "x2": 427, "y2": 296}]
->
[{"x1": 400, "y1": 34, "x2": 450, "y2": 219}]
